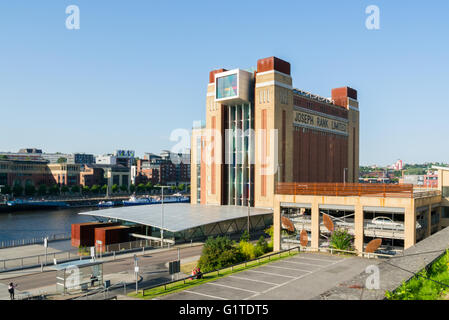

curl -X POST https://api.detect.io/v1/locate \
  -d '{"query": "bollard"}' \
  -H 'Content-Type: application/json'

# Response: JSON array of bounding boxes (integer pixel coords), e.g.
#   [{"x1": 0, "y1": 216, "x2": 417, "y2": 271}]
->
[{"x1": 113, "y1": 251, "x2": 115, "y2": 260}]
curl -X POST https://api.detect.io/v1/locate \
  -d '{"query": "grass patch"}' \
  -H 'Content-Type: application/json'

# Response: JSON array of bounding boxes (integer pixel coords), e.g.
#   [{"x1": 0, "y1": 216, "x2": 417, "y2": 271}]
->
[
  {"x1": 128, "y1": 250, "x2": 299, "y2": 300},
  {"x1": 386, "y1": 250, "x2": 449, "y2": 300}
]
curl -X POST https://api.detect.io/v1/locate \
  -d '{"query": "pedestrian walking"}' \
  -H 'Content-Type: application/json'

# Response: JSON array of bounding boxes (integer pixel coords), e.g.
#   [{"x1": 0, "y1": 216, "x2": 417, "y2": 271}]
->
[{"x1": 8, "y1": 283, "x2": 17, "y2": 300}]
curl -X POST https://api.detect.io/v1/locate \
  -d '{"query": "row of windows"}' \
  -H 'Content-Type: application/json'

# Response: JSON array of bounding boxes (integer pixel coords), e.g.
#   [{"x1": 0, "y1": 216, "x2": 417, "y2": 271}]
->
[
  {"x1": 293, "y1": 126, "x2": 348, "y2": 138},
  {"x1": 259, "y1": 89, "x2": 271, "y2": 104},
  {"x1": 208, "y1": 98, "x2": 218, "y2": 111}
]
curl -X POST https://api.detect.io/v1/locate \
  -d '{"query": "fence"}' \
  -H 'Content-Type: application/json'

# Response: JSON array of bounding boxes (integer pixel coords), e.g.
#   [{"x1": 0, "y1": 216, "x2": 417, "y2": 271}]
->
[
  {"x1": 0, "y1": 232, "x2": 71, "y2": 249},
  {"x1": 71, "y1": 281, "x2": 127, "y2": 300},
  {"x1": 276, "y1": 182, "x2": 415, "y2": 198},
  {"x1": 0, "y1": 239, "x2": 165, "y2": 272}
]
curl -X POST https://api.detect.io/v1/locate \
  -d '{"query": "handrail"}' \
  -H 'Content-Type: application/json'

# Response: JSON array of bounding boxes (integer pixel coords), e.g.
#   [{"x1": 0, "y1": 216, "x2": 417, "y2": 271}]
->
[{"x1": 276, "y1": 182, "x2": 415, "y2": 198}]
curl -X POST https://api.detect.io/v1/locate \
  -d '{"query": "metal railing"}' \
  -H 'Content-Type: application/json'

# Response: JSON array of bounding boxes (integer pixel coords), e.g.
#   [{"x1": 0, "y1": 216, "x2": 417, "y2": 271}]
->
[
  {"x1": 276, "y1": 182, "x2": 415, "y2": 198},
  {"x1": 0, "y1": 239, "x2": 162, "y2": 272},
  {"x1": 71, "y1": 281, "x2": 126, "y2": 300},
  {"x1": 0, "y1": 232, "x2": 71, "y2": 249}
]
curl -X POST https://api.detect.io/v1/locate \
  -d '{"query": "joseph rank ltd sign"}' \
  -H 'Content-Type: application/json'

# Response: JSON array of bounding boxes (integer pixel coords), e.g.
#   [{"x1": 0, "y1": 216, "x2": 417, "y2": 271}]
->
[{"x1": 293, "y1": 110, "x2": 348, "y2": 136}]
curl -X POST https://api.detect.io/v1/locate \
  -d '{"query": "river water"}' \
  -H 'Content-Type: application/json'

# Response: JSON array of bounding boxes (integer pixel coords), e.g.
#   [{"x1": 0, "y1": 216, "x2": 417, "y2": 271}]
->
[{"x1": 0, "y1": 207, "x2": 103, "y2": 242}]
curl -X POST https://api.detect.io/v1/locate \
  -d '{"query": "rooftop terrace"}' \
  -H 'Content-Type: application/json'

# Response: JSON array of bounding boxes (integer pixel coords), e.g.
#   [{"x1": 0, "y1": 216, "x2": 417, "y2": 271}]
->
[{"x1": 276, "y1": 183, "x2": 441, "y2": 199}]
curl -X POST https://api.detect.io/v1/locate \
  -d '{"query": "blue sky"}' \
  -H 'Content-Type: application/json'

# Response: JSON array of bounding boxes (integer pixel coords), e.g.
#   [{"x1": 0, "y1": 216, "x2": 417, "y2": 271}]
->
[{"x1": 0, "y1": 1, "x2": 448, "y2": 166}]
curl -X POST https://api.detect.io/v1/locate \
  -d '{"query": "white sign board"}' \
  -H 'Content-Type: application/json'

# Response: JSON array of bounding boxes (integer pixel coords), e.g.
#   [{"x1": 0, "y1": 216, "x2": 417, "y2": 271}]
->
[
  {"x1": 90, "y1": 247, "x2": 95, "y2": 258},
  {"x1": 44, "y1": 238, "x2": 48, "y2": 248},
  {"x1": 134, "y1": 266, "x2": 139, "y2": 273}
]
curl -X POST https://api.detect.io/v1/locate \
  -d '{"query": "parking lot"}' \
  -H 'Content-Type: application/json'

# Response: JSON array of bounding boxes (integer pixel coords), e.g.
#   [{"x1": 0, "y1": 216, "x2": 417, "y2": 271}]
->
[{"x1": 160, "y1": 252, "x2": 378, "y2": 300}]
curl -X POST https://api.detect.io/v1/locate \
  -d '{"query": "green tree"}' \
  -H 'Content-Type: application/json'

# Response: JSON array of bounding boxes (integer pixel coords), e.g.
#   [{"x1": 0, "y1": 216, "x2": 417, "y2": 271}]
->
[
  {"x1": 57, "y1": 157, "x2": 67, "y2": 163},
  {"x1": 145, "y1": 182, "x2": 153, "y2": 193},
  {"x1": 240, "y1": 230, "x2": 250, "y2": 242},
  {"x1": 238, "y1": 241, "x2": 257, "y2": 261},
  {"x1": 24, "y1": 184, "x2": 36, "y2": 196},
  {"x1": 111, "y1": 184, "x2": 119, "y2": 193},
  {"x1": 129, "y1": 184, "x2": 136, "y2": 193},
  {"x1": 101, "y1": 185, "x2": 108, "y2": 194},
  {"x1": 71, "y1": 185, "x2": 80, "y2": 194},
  {"x1": 60, "y1": 185, "x2": 69, "y2": 194},
  {"x1": 120, "y1": 185, "x2": 128, "y2": 192},
  {"x1": 82, "y1": 185, "x2": 90, "y2": 195},
  {"x1": 197, "y1": 236, "x2": 244, "y2": 272},
  {"x1": 37, "y1": 185, "x2": 47, "y2": 196},
  {"x1": 0, "y1": 155, "x2": 8, "y2": 160},
  {"x1": 329, "y1": 228, "x2": 353, "y2": 251},
  {"x1": 91, "y1": 185, "x2": 100, "y2": 194},
  {"x1": 13, "y1": 184, "x2": 23, "y2": 196},
  {"x1": 137, "y1": 183, "x2": 145, "y2": 193},
  {"x1": 255, "y1": 236, "x2": 269, "y2": 256},
  {"x1": 178, "y1": 184, "x2": 186, "y2": 192},
  {"x1": 48, "y1": 184, "x2": 60, "y2": 195}
]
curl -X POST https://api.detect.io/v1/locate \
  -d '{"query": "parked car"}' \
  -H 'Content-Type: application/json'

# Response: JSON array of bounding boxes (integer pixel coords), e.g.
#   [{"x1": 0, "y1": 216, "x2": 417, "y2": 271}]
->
[{"x1": 371, "y1": 216, "x2": 403, "y2": 229}]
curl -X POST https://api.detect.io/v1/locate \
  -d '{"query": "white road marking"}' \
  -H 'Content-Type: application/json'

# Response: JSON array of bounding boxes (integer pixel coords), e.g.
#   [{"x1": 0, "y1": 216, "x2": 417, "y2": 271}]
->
[
  {"x1": 260, "y1": 264, "x2": 312, "y2": 273},
  {"x1": 277, "y1": 260, "x2": 321, "y2": 268},
  {"x1": 228, "y1": 275, "x2": 279, "y2": 286},
  {"x1": 184, "y1": 290, "x2": 227, "y2": 300},
  {"x1": 296, "y1": 256, "x2": 340, "y2": 263},
  {"x1": 285, "y1": 259, "x2": 329, "y2": 267},
  {"x1": 207, "y1": 282, "x2": 259, "y2": 294},
  {"x1": 246, "y1": 269, "x2": 296, "y2": 278},
  {"x1": 243, "y1": 257, "x2": 346, "y2": 300}
]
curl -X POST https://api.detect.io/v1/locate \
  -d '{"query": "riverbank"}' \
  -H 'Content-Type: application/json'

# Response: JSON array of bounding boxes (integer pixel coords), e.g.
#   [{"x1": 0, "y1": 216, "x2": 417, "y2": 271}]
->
[{"x1": 0, "y1": 193, "x2": 189, "y2": 213}]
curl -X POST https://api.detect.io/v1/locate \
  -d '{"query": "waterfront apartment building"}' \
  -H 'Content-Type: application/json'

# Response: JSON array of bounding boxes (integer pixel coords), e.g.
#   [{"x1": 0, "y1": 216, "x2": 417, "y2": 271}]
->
[
  {"x1": 80, "y1": 164, "x2": 130, "y2": 189},
  {"x1": 191, "y1": 56, "x2": 359, "y2": 208},
  {"x1": 0, "y1": 159, "x2": 52, "y2": 187},
  {"x1": 134, "y1": 151, "x2": 190, "y2": 186},
  {"x1": 47, "y1": 163, "x2": 81, "y2": 186}
]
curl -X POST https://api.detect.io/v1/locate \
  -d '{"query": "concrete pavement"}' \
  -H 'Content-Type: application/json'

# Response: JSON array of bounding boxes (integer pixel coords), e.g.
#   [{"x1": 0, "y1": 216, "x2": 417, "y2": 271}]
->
[{"x1": 160, "y1": 252, "x2": 380, "y2": 300}]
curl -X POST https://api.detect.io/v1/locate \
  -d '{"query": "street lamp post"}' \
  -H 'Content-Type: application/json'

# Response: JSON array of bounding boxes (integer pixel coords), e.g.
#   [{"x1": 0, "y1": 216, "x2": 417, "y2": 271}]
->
[{"x1": 157, "y1": 186, "x2": 170, "y2": 248}]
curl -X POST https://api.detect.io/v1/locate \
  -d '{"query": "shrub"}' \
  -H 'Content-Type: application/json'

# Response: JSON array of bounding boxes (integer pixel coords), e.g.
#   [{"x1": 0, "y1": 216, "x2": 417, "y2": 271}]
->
[
  {"x1": 240, "y1": 230, "x2": 250, "y2": 242},
  {"x1": 329, "y1": 228, "x2": 353, "y2": 251},
  {"x1": 198, "y1": 236, "x2": 244, "y2": 272},
  {"x1": 255, "y1": 236, "x2": 269, "y2": 256},
  {"x1": 239, "y1": 241, "x2": 257, "y2": 261},
  {"x1": 264, "y1": 225, "x2": 274, "y2": 252}
]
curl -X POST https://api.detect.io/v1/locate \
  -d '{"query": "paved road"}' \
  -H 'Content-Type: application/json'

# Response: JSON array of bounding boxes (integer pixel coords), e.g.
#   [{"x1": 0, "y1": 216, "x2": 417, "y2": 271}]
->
[
  {"x1": 0, "y1": 245, "x2": 203, "y2": 294},
  {"x1": 160, "y1": 252, "x2": 379, "y2": 300}
]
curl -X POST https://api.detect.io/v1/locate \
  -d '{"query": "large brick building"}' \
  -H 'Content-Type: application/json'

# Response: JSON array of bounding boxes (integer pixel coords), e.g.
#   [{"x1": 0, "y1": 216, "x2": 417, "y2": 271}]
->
[{"x1": 191, "y1": 56, "x2": 359, "y2": 208}]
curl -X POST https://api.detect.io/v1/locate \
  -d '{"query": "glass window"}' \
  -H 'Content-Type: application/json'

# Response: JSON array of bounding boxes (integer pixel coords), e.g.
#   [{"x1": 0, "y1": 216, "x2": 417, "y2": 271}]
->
[
  {"x1": 443, "y1": 207, "x2": 449, "y2": 219},
  {"x1": 216, "y1": 74, "x2": 238, "y2": 99}
]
